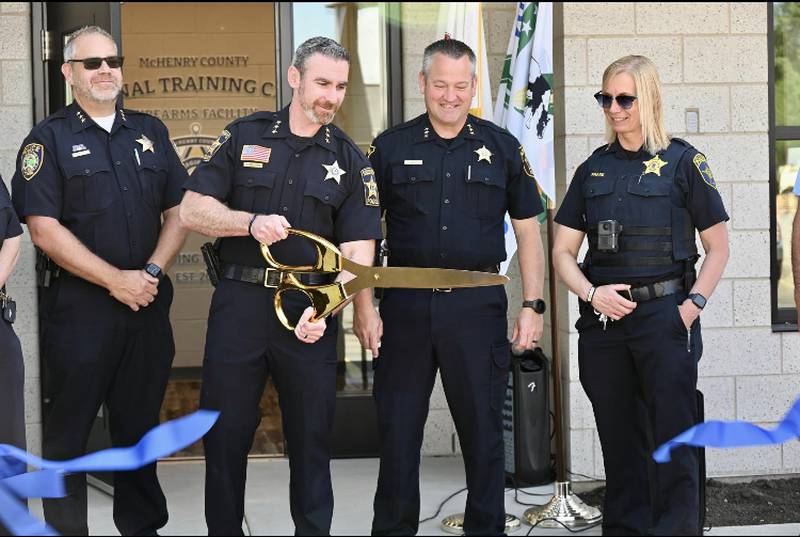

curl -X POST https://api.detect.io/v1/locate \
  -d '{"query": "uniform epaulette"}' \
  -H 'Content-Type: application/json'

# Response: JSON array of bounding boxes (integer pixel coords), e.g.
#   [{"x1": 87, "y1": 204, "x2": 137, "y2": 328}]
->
[
  {"x1": 230, "y1": 110, "x2": 276, "y2": 126},
  {"x1": 669, "y1": 137, "x2": 692, "y2": 148},
  {"x1": 32, "y1": 108, "x2": 68, "y2": 132},
  {"x1": 373, "y1": 114, "x2": 426, "y2": 143},
  {"x1": 591, "y1": 143, "x2": 612, "y2": 155},
  {"x1": 326, "y1": 123, "x2": 362, "y2": 154}
]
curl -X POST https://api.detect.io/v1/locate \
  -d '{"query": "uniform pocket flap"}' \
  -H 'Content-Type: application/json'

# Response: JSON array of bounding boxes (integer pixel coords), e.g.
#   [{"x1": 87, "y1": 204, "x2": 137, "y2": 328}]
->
[
  {"x1": 582, "y1": 178, "x2": 615, "y2": 198},
  {"x1": 137, "y1": 160, "x2": 168, "y2": 172},
  {"x1": 63, "y1": 162, "x2": 111, "y2": 178},
  {"x1": 491, "y1": 341, "x2": 511, "y2": 368},
  {"x1": 466, "y1": 168, "x2": 506, "y2": 189},
  {"x1": 304, "y1": 180, "x2": 347, "y2": 206},
  {"x1": 235, "y1": 170, "x2": 276, "y2": 188},
  {"x1": 390, "y1": 163, "x2": 435, "y2": 185},
  {"x1": 627, "y1": 177, "x2": 671, "y2": 197}
]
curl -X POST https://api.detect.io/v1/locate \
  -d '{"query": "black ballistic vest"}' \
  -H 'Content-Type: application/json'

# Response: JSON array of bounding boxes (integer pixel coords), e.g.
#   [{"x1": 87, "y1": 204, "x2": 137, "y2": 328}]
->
[{"x1": 583, "y1": 139, "x2": 698, "y2": 283}]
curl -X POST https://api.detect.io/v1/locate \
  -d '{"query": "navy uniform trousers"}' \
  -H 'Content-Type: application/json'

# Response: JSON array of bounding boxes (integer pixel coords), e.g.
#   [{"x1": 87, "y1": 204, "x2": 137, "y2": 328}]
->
[
  {"x1": 0, "y1": 317, "x2": 26, "y2": 537},
  {"x1": 372, "y1": 286, "x2": 509, "y2": 537},
  {"x1": 200, "y1": 279, "x2": 339, "y2": 536},
  {"x1": 577, "y1": 292, "x2": 702, "y2": 536},
  {"x1": 40, "y1": 276, "x2": 175, "y2": 536}
]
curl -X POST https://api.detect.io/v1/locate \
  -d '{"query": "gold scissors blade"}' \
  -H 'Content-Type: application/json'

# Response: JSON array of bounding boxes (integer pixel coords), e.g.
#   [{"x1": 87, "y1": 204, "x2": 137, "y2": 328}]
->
[{"x1": 341, "y1": 261, "x2": 509, "y2": 296}]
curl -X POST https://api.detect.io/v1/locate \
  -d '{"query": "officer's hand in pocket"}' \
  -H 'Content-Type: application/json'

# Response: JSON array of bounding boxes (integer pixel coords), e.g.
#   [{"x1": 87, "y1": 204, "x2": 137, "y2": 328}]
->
[
  {"x1": 678, "y1": 299, "x2": 701, "y2": 330},
  {"x1": 592, "y1": 284, "x2": 637, "y2": 321},
  {"x1": 109, "y1": 269, "x2": 158, "y2": 311},
  {"x1": 251, "y1": 214, "x2": 291, "y2": 245},
  {"x1": 295, "y1": 306, "x2": 326, "y2": 344}
]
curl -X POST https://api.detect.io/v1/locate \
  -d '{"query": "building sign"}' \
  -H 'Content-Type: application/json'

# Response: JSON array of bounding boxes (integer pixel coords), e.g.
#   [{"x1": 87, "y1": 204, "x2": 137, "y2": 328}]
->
[{"x1": 121, "y1": 2, "x2": 278, "y2": 368}]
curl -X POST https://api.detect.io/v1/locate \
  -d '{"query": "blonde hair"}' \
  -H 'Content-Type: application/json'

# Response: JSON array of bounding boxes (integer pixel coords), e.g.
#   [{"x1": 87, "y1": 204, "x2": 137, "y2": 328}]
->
[{"x1": 602, "y1": 55, "x2": 670, "y2": 154}]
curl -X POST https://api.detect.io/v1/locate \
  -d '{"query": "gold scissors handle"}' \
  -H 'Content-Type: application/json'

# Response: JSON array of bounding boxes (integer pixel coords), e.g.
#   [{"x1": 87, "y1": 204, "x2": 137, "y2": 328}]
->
[
  {"x1": 259, "y1": 228, "x2": 341, "y2": 273},
  {"x1": 261, "y1": 229, "x2": 349, "y2": 330}
]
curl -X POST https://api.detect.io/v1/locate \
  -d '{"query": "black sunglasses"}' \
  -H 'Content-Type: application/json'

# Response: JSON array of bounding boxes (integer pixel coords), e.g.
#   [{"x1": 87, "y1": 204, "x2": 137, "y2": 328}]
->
[
  {"x1": 594, "y1": 91, "x2": 637, "y2": 110},
  {"x1": 67, "y1": 56, "x2": 124, "y2": 70}
]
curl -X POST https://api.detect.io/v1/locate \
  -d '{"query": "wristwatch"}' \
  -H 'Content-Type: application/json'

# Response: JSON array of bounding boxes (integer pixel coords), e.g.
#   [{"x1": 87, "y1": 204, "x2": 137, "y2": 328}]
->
[
  {"x1": 687, "y1": 293, "x2": 707, "y2": 310},
  {"x1": 144, "y1": 263, "x2": 164, "y2": 281},
  {"x1": 523, "y1": 299, "x2": 547, "y2": 314}
]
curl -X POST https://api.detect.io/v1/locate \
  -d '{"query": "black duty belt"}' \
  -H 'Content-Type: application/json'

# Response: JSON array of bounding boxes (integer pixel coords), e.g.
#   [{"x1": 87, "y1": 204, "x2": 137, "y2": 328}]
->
[
  {"x1": 222, "y1": 264, "x2": 333, "y2": 288},
  {"x1": 433, "y1": 264, "x2": 500, "y2": 293},
  {"x1": 627, "y1": 277, "x2": 684, "y2": 303}
]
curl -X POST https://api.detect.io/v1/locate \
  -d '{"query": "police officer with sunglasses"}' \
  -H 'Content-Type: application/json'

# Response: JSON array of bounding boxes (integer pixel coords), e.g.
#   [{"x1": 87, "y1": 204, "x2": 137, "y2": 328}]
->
[
  {"x1": 11, "y1": 26, "x2": 188, "y2": 535},
  {"x1": 553, "y1": 55, "x2": 729, "y2": 535}
]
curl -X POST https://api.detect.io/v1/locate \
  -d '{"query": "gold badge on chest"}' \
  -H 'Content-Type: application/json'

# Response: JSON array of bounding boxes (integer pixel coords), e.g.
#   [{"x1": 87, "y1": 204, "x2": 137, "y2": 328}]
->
[{"x1": 642, "y1": 155, "x2": 667, "y2": 176}]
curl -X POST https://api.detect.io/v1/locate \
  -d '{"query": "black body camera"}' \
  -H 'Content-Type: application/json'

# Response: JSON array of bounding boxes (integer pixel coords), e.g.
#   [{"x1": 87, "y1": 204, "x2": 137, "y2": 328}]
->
[{"x1": 597, "y1": 219, "x2": 622, "y2": 253}]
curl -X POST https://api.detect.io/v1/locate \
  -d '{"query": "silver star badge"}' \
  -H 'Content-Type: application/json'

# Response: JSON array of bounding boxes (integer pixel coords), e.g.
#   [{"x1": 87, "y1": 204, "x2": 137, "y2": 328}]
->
[
  {"x1": 136, "y1": 134, "x2": 155, "y2": 153},
  {"x1": 322, "y1": 160, "x2": 346, "y2": 184},
  {"x1": 475, "y1": 145, "x2": 493, "y2": 163}
]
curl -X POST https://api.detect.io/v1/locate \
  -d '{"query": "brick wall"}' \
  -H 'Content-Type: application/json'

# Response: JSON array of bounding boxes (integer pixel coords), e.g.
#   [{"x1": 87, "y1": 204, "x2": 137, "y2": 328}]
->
[{"x1": 0, "y1": 2, "x2": 40, "y2": 456}]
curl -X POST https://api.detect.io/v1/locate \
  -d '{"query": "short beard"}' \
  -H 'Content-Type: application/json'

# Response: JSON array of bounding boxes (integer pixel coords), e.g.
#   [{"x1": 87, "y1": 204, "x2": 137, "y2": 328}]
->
[
  {"x1": 299, "y1": 82, "x2": 336, "y2": 125},
  {"x1": 72, "y1": 83, "x2": 121, "y2": 105}
]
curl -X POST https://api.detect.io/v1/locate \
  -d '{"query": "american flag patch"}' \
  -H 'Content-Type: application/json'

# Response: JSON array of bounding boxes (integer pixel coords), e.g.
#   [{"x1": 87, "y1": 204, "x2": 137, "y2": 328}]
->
[{"x1": 240, "y1": 145, "x2": 271, "y2": 163}]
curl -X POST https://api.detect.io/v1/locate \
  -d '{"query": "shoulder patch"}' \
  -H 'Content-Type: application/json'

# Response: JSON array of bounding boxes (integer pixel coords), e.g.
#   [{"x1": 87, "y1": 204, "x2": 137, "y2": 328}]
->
[
  {"x1": 692, "y1": 153, "x2": 716, "y2": 190},
  {"x1": 360, "y1": 167, "x2": 380, "y2": 207},
  {"x1": 203, "y1": 130, "x2": 231, "y2": 162},
  {"x1": 519, "y1": 146, "x2": 535, "y2": 179},
  {"x1": 21, "y1": 143, "x2": 44, "y2": 181}
]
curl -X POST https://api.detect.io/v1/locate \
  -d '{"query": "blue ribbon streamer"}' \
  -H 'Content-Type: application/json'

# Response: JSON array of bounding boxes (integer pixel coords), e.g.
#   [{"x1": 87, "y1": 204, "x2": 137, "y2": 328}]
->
[
  {"x1": 0, "y1": 410, "x2": 219, "y2": 536},
  {"x1": 654, "y1": 396, "x2": 800, "y2": 463}
]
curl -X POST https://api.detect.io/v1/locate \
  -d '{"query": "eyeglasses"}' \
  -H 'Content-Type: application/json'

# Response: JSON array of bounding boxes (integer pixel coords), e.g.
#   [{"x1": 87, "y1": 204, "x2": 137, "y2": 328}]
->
[
  {"x1": 67, "y1": 56, "x2": 124, "y2": 70},
  {"x1": 594, "y1": 91, "x2": 637, "y2": 110}
]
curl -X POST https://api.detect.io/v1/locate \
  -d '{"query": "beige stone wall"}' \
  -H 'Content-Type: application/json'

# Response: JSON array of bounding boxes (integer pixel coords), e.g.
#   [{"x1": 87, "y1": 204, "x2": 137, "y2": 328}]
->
[
  {"x1": 560, "y1": 2, "x2": 800, "y2": 479},
  {"x1": 0, "y1": 2, "x2": 39, "y2": 455}
]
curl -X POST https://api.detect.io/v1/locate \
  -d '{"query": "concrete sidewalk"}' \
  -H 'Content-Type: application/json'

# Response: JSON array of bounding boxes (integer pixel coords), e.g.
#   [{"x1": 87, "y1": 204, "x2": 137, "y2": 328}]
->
[{"x1": 28, "y1": 457, "x2": 800, "y2": 535}]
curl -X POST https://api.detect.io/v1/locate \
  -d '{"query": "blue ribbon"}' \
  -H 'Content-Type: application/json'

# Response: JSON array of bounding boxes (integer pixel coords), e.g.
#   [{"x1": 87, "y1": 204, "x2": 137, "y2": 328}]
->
[
  {"x1": 0, "y1": 410, "x2": 219, "y2": 536},
  {"x1": 654, "y1": 396, "x2": 800, "y2": 463}
]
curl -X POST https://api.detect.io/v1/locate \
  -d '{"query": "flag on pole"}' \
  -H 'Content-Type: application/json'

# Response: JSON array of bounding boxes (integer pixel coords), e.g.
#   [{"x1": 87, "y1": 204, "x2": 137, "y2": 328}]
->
[
  {"x1": 494, "y1": 2, "x2": 554, "y2": 205},
  {"x1": 437, "y1": 2, "x2": 493, "y2": 120},
  {"x1": 493, "y1": 3, "x2": 554, "y2": 273}
]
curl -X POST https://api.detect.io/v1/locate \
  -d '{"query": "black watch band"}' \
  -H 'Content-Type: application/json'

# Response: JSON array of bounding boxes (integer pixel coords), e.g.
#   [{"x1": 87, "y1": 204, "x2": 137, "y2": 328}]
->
[
  {"x1": 523, "y1": 299, "x2": 546, "y2": 314},
  {"x1": 688, "y1": 293, "x2": 706, "y2": 310},
  {"x1": 145, "y1": 263, "x2": 164, "y2": 281}
]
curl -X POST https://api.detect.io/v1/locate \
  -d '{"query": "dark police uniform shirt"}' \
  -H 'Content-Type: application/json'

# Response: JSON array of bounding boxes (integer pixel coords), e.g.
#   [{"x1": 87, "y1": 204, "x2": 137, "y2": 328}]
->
[
  {"x1": 185, "y1": 107, "x2": 383, "y2": 268},
  {"x1": 11, "y1": 102, "x2": 187, "y2": 270},
  {"x1": 0, "y1": 179, "x2": 23, "y2": 251},
  {"x1": 369, "y1": 113, "x2": 544, "y2": 271},
  {"x1": 555, "y1": 139, "x2": 729, "y2": 285}
]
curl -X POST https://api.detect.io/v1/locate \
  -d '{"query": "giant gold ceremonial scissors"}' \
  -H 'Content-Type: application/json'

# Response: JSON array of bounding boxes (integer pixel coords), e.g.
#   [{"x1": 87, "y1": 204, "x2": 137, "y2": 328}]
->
[{"x1": 260, "y1": 229, "x2": 509, "y2": 330}]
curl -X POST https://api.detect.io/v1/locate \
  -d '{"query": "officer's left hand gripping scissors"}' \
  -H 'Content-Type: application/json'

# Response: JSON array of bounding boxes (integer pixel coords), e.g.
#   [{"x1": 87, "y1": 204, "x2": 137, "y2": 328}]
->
[{"x1": 260, "y1": 229, "x2": 509, "y2": 330}]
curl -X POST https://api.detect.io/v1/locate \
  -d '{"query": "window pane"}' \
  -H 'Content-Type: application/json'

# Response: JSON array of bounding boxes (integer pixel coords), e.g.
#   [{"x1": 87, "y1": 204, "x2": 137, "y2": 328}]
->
[
  {"x1": 292, "y1": 2, "x2": 389, "y2": 151},
  {"x1": 774, "y1": 2, "x2": 800, "y2": 126},
  {"x1": 292, "y1": 3, "x2": 390, "y2": 394},
  {"x1": 775, "y1": 140, "x2": 799, "y2": 310}
]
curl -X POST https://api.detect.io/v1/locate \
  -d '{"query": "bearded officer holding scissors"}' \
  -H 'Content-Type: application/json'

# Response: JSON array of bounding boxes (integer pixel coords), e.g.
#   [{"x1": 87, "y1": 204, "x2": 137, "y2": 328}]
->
[
  {"x1": 179, "y1": 37, "x2": 381, "y2": 535},
  {"x1": 355, "y1": 38, "x2": 547, "y2": 536}
]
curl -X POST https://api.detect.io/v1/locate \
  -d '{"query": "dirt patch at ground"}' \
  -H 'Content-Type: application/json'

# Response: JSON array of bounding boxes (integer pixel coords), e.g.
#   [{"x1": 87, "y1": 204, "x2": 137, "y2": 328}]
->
[{"x1": 580, "y1": 476, "x2": 800, "y2": 527}]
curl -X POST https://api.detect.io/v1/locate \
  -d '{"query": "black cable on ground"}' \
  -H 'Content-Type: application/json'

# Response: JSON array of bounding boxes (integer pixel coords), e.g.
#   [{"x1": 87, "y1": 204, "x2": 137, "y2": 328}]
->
[{"x1": 418, "y1": 487, "x2": 468, "y2": 524}]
